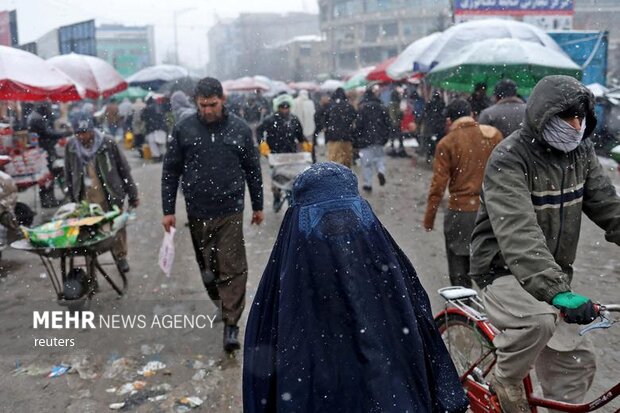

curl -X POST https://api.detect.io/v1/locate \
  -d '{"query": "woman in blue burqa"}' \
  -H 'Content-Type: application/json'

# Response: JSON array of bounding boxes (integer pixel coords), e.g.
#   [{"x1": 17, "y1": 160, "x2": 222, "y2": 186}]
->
[{"x1": 243, "y1": 162, "x2": 468, "y2": 413}]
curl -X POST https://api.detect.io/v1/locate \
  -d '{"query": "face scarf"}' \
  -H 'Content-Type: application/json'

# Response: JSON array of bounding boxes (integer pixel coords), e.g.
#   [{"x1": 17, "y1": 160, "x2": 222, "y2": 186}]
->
[
  {"x1": 75, "y1": 128, "x2": 104, "y2": 166},
  {"x1": 542, "y1": 115, "x2": 586, "y2": 153}
]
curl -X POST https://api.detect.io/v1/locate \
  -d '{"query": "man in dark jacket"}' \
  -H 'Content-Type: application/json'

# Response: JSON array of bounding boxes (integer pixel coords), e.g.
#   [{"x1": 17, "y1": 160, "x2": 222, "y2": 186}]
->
[
  {"x1": 64, "y1": 112, "x2": 139, "y2": 273},
  {"x1": 470, "y1": 75, "x2": 620, "y2": 412},
  {"x1": 256, "y1": 94, "x2": 305, "y2": 154},
  {"x1": 478, "y1": 78, "x2": 526, "y2": 138},
  {"x1": 419, "y1": 92, "x2": 446, "y2": 163},
  {"x1": 322, "y1": 88, "x2": 356, "y2": 167},
  {"x1": 141, "y1": 97, "x2": 168, "y2": 162},
  {"x1": 355, "y1": 86, "x2": 393, "y2": 192},
  {"x1": 468, "y1": 82, "x2": 491, "y2": 118},
  {"x1": 28, "y1": 102, "x2": 73, "y2": 208},
  {"x1": 161, "y1": 77, "x2": 264, "y2": 353}
]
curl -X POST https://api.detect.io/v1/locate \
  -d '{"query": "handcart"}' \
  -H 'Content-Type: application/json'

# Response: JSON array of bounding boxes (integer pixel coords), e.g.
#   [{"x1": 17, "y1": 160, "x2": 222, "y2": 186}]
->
[
  {"x1": 268, "y1": 152, "x2": 313, "y2": 212},
  {"x1": 11, "y1": 225, "x2": 128, "y2": 311}
]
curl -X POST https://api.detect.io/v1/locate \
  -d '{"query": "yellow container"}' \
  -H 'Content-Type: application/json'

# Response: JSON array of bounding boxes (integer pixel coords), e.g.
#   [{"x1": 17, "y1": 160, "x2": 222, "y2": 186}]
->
[
  {"x1": 142, "y1": 143, "x2": 152, "y2": 160},
  {"x1": 124, "y1": 131, "x2": 134, "y2": 149}
]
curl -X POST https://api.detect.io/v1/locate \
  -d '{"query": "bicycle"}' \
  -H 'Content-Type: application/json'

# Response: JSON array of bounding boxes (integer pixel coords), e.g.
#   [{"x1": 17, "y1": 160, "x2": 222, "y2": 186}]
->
[{"x1": 434, "y1": 286, "x2": 620, "y2": 413}]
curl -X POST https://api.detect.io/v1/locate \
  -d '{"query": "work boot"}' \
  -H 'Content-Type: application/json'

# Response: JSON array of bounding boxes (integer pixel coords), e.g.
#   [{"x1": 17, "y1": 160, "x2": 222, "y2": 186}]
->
[
  {"x1": 489, "y1": 372, "x2": 529, "y2": 413},
  {"x1": 223, "y1": 325, "x2": 240, "y2": 353},
  {"x1": 378, "y1": 172, "x2": 386, "y2": 186}
]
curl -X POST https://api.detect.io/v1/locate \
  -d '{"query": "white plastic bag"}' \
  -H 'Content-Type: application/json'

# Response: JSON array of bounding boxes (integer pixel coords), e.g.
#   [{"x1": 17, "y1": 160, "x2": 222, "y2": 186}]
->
[{"x1": 158, "y1": 227, "x2": 176, "y2": 277}]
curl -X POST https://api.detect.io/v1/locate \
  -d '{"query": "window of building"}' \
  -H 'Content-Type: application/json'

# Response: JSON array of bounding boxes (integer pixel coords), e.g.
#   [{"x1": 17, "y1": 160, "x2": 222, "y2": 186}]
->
[
  {"x1": 360, "y1": 47, "x2": 382, "y2": 65},
  {"x1": 382, "y1": 22, "x2": 398, "y2": 37},
  {"x1": 338, "y1": 52, "x2": 357, "y2": 69},
  {"x1": 299, "y1": 46, "x2": 312, "y2": 57},
  {"x1": 364, "y1": 24, "x2": 379, "y2": 42},
  {"x1": 365, "y1": 0, "x2": 405, "y2": 13},
  {"x1": 333, "y1": 0, "x2": 363, "y2": 19}
]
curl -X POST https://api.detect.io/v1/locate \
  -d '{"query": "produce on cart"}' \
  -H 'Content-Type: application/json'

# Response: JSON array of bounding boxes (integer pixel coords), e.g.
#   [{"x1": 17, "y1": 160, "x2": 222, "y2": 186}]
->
[{"x1": 12, "y1": 201, "x2": 129, "y2": 308}]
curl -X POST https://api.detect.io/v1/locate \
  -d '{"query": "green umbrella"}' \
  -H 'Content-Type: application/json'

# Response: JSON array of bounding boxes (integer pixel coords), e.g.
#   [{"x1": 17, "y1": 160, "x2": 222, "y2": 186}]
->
[
  {"x1": 426, "y1": 38, "x2": 582, "y2": 95},
  {"x1": 113, "y1": 86, "x2": 149, "y2": 100},
  {"x1": 343, "y1": 72, "x2": 369, "y2": 91}
]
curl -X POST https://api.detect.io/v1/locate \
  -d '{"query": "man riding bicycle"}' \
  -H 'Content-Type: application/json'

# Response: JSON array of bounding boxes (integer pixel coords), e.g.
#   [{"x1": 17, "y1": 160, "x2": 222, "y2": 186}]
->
[{"x1": 469, "y1": 75, "x2": 620, "y2": 413}]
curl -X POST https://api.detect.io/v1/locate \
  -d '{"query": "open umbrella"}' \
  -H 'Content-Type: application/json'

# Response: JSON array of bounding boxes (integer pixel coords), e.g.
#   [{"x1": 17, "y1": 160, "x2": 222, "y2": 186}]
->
[
  {"x1": 415, "y1": 19, "x2": 565, "y2": 73},
  {"x1": 126, "y1": 64, "x2": 190, "y2": 90},
  {"x1": 0, "y1": 45, "x2": 81, "y2": 101},
  {"x1": 47, "y1": 53, "x2": 127, "y2": 99},
  {"x1": 158, "y1": 76, "x2": 199, "y2": 96},
  {"x1": 343, "y1": 66, "x2": 375, "y2": 91},
  {"x1": 366, "y1": 57, "x2": 397, "y2": 83},
  {"x1": 289, "y1": 81, "x2": 320, "y2": 91},
  {"x1": 387, "y1": 33, "x2": 441, "y2": 80},
  {"x1": 113, "y1": 86, "x2": 149, "y2": 100},
  {"x1": 319, "y1": 79, "x2": 344, "y2": 91},
  {"x1": 426, "y1": 38, "x2": 581, "y2": 95},
  {"x1": 222, "y1": 77, "x2": 270, "y2": 93}
]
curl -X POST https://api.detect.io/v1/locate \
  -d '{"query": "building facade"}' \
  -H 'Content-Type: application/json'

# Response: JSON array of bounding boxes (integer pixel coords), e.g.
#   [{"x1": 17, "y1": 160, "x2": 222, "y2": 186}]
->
[
  {"x1": 265, "y1": 35, "x2": 328, "y2": 81},
  {"x1": 208, "y1": 12, "x2": 320, "y2": 80},
  {"x1": 96, "y1": 24, "x2": 155, "y2": 77},
  {"x1": 318, "y1": 0, "x2": 450, "y2": 75}
]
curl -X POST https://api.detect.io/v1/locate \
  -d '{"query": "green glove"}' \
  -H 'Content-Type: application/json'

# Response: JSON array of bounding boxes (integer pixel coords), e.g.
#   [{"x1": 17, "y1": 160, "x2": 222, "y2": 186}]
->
[
  {"x1": 551, "y1": 292, "x2": 589, "y2": 309},
  {"x1": 552, "y1": 292, "x2": 598, "y2": 325}
]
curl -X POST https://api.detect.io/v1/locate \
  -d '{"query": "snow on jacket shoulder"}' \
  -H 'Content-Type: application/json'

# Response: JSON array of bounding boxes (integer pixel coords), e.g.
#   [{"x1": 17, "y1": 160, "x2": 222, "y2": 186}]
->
[{"x1": 470, "y1": 75, "x2": 620, "y2": 303}]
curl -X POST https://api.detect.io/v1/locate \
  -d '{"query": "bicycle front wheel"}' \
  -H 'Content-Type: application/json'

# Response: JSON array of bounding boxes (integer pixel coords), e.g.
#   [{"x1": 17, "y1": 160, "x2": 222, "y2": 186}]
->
[{"x1": 435, "y1": 312, "x2": 495, "y2": 380}]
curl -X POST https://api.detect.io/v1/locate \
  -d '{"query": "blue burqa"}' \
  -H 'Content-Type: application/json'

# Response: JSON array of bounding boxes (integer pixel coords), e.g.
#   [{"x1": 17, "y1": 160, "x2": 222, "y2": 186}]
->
[{"x1": 243, "y1": 163, "x2": 468, "y2": 413}]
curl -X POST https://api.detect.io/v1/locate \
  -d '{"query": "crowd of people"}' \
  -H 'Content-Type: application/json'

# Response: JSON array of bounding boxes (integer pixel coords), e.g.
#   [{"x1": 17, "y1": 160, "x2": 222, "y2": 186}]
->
[{"x1": 1, "y1": 72, "x2": 619, "y2": 413}]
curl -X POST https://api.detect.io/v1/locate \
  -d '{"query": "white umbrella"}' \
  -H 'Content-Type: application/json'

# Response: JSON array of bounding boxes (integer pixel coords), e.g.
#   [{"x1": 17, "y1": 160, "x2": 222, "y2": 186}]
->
[
  {"x1": 386, "y1": 33, "x2": 441, "y2": 80},
  {"x1": 126, "y1": 64, "x2": 190, "y2": 89},
  {"x1": 416, "y1": 19, "x2": 565, "y2": 73},
  {"x1": 48, "y1": 53, "x2": 127, "y2": 99},
  {"x1": 0, "y1": 45, "x2": 81, "y2": 101},
  {"x1": 319, "y1": 79, "x2": 344, "y2": 91}
]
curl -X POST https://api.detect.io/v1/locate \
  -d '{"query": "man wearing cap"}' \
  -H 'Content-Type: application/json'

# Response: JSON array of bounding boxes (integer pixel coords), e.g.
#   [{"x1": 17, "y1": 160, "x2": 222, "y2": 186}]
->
[
  {"x1": 64, "y1": 112, "x2": 139, "y2": 273},
  {"x1": 478, "y1": 79, "x2": 526, "y2": 139},
  {"x1": 470, "y1": 75, "x2": 620, "y2": 412},
  {"x1": 161, "y1": 77, "x2": 263, "y2": 353}
]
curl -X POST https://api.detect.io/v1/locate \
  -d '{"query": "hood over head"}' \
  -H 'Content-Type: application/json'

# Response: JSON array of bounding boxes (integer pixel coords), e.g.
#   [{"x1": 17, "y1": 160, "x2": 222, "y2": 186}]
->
[{"x1": 524, "y1": 75, "x2": 596, "y2": 141}]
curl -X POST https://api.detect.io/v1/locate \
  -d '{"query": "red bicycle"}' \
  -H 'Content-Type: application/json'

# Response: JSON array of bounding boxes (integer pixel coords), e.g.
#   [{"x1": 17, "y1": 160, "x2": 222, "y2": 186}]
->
[{"x1": 434, "y1": 286, "x2": 620, "y2": 413}]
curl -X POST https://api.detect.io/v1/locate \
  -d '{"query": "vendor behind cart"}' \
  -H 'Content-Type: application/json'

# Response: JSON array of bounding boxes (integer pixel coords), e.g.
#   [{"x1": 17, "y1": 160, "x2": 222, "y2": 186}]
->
[
  {"x1": 64, "y1": 112, "x2": 139, "y2": 273},
  {"x1": 27, "y1": 102, "x2": 73, "y2": 208}
]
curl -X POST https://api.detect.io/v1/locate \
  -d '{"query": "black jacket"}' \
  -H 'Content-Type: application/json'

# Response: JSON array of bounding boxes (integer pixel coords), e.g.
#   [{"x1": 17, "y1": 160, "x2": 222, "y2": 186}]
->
[
  {"x1": 323, "y1": 99, "x2": 356, "y2": 143},
  {"x1": 257, "y1": 113, "x2": 305, "y2": 154},
  {"x1": 142, "y1": 103, "x2": 167, "y2": 134},
  {"x1": 161, "y1": 110, "x2": 263, "y2": 219},
  {"x1": 27, "y1": 111, "x2": 71, "y2": 154},
  {"x1": 354, "y1": 93, "x2": 393, "y2": 149}
]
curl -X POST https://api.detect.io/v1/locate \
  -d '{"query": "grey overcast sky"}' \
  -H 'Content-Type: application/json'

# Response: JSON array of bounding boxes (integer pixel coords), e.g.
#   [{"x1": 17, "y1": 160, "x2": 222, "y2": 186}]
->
[{"x1": 0, "y1": 0, "x2": 319, "y2": 70}]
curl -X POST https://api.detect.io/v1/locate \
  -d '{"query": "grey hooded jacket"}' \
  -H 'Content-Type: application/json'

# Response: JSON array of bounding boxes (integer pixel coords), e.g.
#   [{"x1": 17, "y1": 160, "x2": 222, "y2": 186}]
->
[{"x1": 469, "y1": 75, "x2": 620, "y2": 303}]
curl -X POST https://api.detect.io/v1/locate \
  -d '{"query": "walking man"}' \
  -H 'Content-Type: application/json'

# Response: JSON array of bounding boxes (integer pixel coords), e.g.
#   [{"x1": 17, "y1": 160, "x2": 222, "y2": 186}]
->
[
  {"x1": 64, "y1": 112, "x2": 139, "y2": 273},
  {"x1": 423, "y1": 99, "x2": 502, "y2": 287},
  {"x1": 161, "y1": 77, "x2": 264, "y2": 353},
  {"x1": 322, "y1": 88, "x2": 356, "y2": 168},
  {"x1": 478, "y1": 78, "x2": 526, "y2": 138},
  {"x1": 355, "y1": 86, "x2": 394, "y2": 192},
  {"x1": 470, "y1": 76, "x2": 620, "y2": 412}
]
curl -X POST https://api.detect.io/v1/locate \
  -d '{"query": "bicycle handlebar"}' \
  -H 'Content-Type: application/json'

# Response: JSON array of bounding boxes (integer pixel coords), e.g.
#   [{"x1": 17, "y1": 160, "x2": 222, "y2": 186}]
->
[{"x1": 579, "y1": 303, "x2": 619, "y2": 336}]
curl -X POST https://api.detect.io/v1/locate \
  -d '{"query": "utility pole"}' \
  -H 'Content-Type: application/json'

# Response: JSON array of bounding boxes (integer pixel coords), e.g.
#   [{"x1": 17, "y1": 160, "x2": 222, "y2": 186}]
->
[{"x1": 173, "y1": 7, "x2": 196, "y2": 66}]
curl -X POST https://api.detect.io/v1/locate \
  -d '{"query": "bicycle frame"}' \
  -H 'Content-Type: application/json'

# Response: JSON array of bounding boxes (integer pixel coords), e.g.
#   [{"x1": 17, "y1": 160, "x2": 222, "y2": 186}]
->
[{"x1": 436, "y1": 287, "x2": 620, "y2": 413}]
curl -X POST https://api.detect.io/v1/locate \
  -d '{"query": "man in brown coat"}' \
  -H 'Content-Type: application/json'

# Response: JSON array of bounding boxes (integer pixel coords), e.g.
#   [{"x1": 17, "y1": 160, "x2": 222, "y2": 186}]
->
[{"x1": 423, "y1": 98, "x2": 502, "y2": 287}]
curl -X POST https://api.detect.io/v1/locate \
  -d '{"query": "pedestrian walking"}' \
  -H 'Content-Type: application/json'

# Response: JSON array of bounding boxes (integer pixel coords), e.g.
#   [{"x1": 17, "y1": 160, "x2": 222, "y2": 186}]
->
[
  {"x1": 27, "y1": 102, "x2": 72, "y2": 208},
  {"x1": 131, "y1": 98, "x2": 146, "y2": 157},
  {"x1": 312, "y1": 93, "x2": 331, "y2": 162},
  {"x1": 355, "y1": 86, "x2": 393, "y2": 192},
  {"x1": 142, "y1": 97, "x2": 168, "y2": 162},
  {"x1": 64, "y1": 112, "x2": 139, "y2": 273},
  {"x1": 170, "y1": 90, "x2": 195, "y2": 123},
  {"x1": 257, "y1": 94, "x2": 306, "y2": 211},
  {"x1": 468, "y1": 82, "x2": 491, "y2": 119},
  {"x1": 419, "y1": 91, "x2": 446, "y2": 163},
  {"x1": 322, "y1": 88, "x2": 356, "y2": 168},
  {"x1": 104, "y1": 97, "x2": 121, "y2": 139},
  {"x1": 243, "y1": 162, "x2": 469, "y2": 413},
  {"x1": 161, "y1": 77, "x2": 263, "y2": 353},
  {"x1": 469, "y1": 75, "x2": 620, "y2": 413},
  {"x1": 291, "y1": 90, "x2": 316, "y2": 143},
  {"x1": 423, "y1": 98, "x2": 502, "y2": 288},
  {"x1": 478, "y1": 78, "x2": 526, "y2": 139}
]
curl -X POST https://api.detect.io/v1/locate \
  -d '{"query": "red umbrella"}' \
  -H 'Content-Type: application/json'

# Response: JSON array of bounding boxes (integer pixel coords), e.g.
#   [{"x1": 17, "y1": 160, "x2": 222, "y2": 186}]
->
[
  {"x1": 0, "y1": 45, "x2": 81, "y2": 102},
  {"x1": 366, "y1": 57, "x2": 398, "y2": 83},
  {"x1": 48, "y1": 53, "x2": 127, "y2": 99}
]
